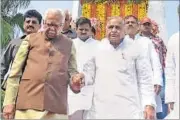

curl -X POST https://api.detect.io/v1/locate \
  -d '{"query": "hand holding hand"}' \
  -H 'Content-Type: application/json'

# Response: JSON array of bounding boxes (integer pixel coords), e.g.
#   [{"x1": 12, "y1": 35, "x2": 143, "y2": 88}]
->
[
  {"x1": 144, "y1": 105, "x2": 155, "y2": 120},
  {"x1": 70, "y1": 73, "x2": 85, "y2": 93}
]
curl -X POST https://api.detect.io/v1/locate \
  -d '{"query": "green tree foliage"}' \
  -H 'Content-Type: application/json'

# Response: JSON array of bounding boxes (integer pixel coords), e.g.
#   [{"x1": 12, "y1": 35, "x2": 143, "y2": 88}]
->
[{"x1": 1, "y1": 0, "x2": 31, "y2": 48}]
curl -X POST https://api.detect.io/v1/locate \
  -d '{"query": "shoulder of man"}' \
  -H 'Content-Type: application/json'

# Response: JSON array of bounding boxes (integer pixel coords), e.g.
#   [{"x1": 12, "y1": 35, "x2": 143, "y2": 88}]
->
[
  {"x1": 168, "y1": 32, "x2": 179, "y2": 43},
  {"x1": 59, "y1": 34, "x2": 73, "y2": 48},
  {"x1": 137, "y1": 36, "x2": 151, "y2": 42},
  {"x1": 127, "y1": 37, "x2": 146, "y2": 58},
  {"x1": 168, "y1": 32, "x2": 179, "y2": 47},
  {"x1": 61, "y1": 33, "x2": 72, "y2": 42},
  {"x1": 9, "y1": 35, "x2": 27, "y2": 47},
  {"x1": 25, "y1": 32, "x2": 45, "y2": 44},
  {"x1": 27, "y1": 32, "x2": 42, "y2": 38}
]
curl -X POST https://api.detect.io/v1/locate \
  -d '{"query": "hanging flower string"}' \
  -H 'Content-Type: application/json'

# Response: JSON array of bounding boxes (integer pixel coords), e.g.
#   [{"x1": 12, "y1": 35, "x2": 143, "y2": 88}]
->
[{"x1": 82, "y1": 0, "x2": 148, "y2": 40}]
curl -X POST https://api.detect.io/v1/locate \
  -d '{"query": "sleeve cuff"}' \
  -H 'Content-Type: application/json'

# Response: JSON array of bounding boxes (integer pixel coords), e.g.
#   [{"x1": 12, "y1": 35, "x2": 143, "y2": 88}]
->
[
  {"x1": 3, "y1": 79, "x2": 19, "y2": 106},
  {"x1": 142, "y1": 97, "x2": 156, "y2": 110}
]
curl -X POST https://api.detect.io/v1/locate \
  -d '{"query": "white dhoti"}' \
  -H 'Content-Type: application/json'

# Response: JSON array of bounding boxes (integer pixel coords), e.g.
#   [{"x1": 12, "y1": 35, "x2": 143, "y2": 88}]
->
[{"x1": 15, "y1": 109, "x2": 68, "y2": 119}]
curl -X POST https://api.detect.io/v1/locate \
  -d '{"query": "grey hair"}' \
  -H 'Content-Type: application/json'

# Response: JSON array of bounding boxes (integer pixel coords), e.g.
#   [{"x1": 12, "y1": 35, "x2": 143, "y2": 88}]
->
[{"x1": 44, "y1": 8, "x2": 65, "y2": 23}]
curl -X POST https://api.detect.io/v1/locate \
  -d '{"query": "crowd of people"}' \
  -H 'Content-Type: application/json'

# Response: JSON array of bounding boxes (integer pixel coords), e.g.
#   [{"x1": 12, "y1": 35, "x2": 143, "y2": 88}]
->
[{"x1": 0, "y1": 4, "x2": 179, "y2": 120}]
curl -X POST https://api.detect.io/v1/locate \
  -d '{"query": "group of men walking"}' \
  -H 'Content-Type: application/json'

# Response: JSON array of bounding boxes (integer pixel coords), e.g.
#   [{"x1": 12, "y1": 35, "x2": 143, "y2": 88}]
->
[{"x1": 1, "y1": 5, "x2": 179, "y2": 120}]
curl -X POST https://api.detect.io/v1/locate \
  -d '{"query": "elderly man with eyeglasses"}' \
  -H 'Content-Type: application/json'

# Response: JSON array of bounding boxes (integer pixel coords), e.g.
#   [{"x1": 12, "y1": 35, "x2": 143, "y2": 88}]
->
[{"x1": 2, "y1": 8, "x2": 84, "y2": 119}]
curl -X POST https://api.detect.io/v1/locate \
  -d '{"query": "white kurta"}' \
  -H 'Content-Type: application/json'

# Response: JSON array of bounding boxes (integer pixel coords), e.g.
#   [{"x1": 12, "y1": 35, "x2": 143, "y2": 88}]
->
[
  {"x1": 68, "y1": 37, "x2": 99, "y2": 115},
  {"x1": 125, "y1": 35, "x2": 163, "y2": 112},
  {"x1": 165, "y1": 32, "x2": 179, "y2": 119},
  {"x1": 84, "y1": 38, "x2": 155, "y2": 119}
]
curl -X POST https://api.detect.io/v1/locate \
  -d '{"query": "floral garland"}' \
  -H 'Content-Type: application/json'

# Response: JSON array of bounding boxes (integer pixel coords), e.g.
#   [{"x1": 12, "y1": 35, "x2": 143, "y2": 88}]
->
[
  {"x1": 82, "y1": 0, "x2": 148, "y2": 40},
  {"x1": 96, "y1": 3, "x2": 106, "y2": 39},
  {"x1": 82, "y1": 3, "x2": 91, "y2": 18},
  {"x1": 81, "y1": 0, "x2": 145, "y2": 4},
  {"x1": 138, "y1": 1, "x2": 147, "y2": 20},
  {"x1": 125, "y1": 2, "x2": 133, "y2": 16}
]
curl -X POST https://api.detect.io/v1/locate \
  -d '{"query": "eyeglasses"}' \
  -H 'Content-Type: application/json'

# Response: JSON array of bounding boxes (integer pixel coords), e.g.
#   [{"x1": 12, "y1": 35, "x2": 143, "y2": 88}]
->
[
  {"x1": 108, "y1": 25, "x2": 122, "y2": 30},
  {"x1": 142, "y1": 22, "x2": 151, "y2": 26},
  {"x1": 44, "y1": 22, "x2": 63, "y2": 28}
]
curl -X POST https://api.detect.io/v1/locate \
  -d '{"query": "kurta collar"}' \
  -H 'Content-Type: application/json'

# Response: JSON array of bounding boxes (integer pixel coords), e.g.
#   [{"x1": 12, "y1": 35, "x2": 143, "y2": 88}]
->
[
  {"x1": 76, "y1": 37, "x2": 94, "y2": 44},
  {"x1": 20, "y1": 34, "x2": 27, "y2": 39},
  {"x1": 125, "y1": 34, "x2": 141, "y2": 41},
  {"x1": 102, "y1": 38, "x2": 125, "y2": 51}
]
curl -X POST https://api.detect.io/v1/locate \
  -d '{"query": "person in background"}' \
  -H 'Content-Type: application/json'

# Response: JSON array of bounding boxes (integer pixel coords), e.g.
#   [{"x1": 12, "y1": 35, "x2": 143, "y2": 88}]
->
[
  {"x1": 68, "y1": 17, "x2": 99, "y2": 120},
  {"x1": 62, "y1": 10, "x2": 77, "y2": 39},
  {"x1": 140, "y1": 17, "x2": 167, "y2": 119},
  {"x1": 151, "y1": 20, "x2": 159, "y2": 37},
  {"x1": 70, "y1": 19, "x2": 76, "y2": 30},
  {"x1": 151, "y1": 19, "x2": 168, "y2": 119},
  {"x1": 91, "y1": 26, "x2": 96, "y2": 39},
  {"x1": 165, "y1": 4, "x2": 179, "y2": 119},
  {"x1": 124, "y1": 15, "x2": 163, "y2": 118},
  {"x1": 140, "y1": 17, "x2": 167, "y2": 72},
  {"x1": 84, "y1": 16, "x2": 155, "y2": 119},
  {"x1": 2, "y1": 8, "x2": 84, "y2": 119},
  {"x1": 0, "y1": 10, "x2": 42, "y2": 90}
]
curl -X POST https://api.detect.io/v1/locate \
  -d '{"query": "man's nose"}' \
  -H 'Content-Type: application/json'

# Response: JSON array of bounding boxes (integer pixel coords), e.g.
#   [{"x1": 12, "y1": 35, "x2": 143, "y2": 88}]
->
[
  {"x1": 82, "y1": 30, "x2": 86, "y2": 33},
  {"x1": 129, "y1": 22, "x2": 133, "y2": 26},
  {"x1": 112, "y1": 27, "x2": 117, "y2": 32},
  {"x1": 49, "y1": 26, "x2": 56, "y2": 30}
]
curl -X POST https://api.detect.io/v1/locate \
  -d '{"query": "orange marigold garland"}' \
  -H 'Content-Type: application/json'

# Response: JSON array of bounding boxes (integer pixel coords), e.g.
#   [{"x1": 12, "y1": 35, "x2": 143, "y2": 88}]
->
[
  {"x1": 96, "y1": 3, "x2": 106, "y2": 39},
  {"x1": 125, "y1": 2, "x2": 133, "y2": 16},
  {"x1": 81, "y1": 0, "x2": 149, "y2": 39},
  {"x1": 132, "y1": 3, "x2": 138, "y2": 18},
  {"x1": 138, "y1": 1, "x2": 147, "y2": 20},
  {"x1": 120, "y1": 1, "x2": 125, "y2": 17},
  {"x1": 91, "y1": 3, "x2": 96, "y2": 18},
  {"x1": 82, "y1": 3, "x2": 91, "y2": 18}
]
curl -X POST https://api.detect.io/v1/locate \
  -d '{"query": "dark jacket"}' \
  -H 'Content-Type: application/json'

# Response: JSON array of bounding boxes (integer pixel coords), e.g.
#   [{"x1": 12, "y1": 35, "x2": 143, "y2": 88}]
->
[
  {"x1": 62, "y1": 28, "x2": 77, "y2": 39},
  {"x1": 0, "y1": 35, "x2": 26, "y2": 90}
]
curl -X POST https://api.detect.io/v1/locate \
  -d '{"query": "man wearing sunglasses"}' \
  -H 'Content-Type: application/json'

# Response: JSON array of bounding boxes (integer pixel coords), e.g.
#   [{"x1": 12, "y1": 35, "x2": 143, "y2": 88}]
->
[
  {"x1": 1, "y1": 9, "x2": 42, "y2": 90},
  {"x1": 140, "y1": 17, "x2": 167, "y2": 119}
]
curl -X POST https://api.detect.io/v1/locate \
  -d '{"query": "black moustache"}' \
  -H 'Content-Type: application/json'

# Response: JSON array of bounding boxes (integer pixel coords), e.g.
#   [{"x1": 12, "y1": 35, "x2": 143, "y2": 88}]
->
[{"x1": 27, "y1": 26, "x2": 34, "y2": 29}]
